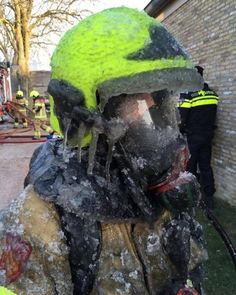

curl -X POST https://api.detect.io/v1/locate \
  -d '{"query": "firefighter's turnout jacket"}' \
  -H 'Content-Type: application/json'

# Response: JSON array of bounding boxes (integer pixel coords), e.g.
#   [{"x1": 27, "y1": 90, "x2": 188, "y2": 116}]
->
[
  {"x1": 33, "y1": 97, "x2": 47, "y2": 120},
  {"x1": 177, "y1": 83, "x2": 219, "y2": 136},
  {"x1": 14, "y1": 94, "x2": 28, "y2": 127}
]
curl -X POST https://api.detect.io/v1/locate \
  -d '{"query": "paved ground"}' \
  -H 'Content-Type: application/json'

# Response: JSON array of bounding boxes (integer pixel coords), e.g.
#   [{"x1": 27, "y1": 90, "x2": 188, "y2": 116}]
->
[{"x1": 0, "y1": 123, "x2": 43, "y2": 209}]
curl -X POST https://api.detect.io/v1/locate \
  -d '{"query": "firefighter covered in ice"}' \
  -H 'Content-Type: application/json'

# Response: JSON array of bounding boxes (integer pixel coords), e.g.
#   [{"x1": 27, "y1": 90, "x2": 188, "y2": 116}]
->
[
  {"x1": 0, "y1": 7, "x2": 207, "y2": 295},
  {"x1": 177, "y1": 66, "x2": 219, "y2": 209},
  {"x1": 30, "y1": 90, "x2": 54, "y2": 139},
  {"x1": 14, "y1": 90, "x2": 28, "y2": 128}
]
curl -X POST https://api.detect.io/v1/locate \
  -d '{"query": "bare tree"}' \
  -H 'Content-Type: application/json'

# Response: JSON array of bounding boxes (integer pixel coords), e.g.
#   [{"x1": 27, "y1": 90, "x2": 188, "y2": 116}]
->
[{"x1": 0, "y1": 0, "x2": 94, "y2": 91}]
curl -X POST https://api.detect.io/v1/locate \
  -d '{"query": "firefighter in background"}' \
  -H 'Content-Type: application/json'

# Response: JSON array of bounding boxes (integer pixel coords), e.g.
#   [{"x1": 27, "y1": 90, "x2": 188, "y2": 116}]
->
[
  {"x1": 178, "y1": 66, "x2": 219, "y2": 210},
  {"x1": 0, "y1": 103, "x2": 4, "y2": 123},
  {"x1": 14, "y1": 90, "x2": 28, "y2": 128},
  {"x1": 30, "y1": 90, "x2": 54, "y2": 139}
]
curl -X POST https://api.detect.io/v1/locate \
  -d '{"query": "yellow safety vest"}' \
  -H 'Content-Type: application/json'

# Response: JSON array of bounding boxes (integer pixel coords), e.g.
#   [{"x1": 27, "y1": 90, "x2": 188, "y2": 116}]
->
[
  {"x1": 177, "y1": 89, "x2": 219, "y2": 109},
  {"x1": 0, "y1": 286, "x2": 17, "y2": 295}
]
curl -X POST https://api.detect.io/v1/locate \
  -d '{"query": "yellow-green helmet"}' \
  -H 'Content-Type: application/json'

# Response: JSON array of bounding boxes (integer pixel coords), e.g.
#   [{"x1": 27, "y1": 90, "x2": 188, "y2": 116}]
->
[
  {"x1": 16, "y1": 90, "x2": 23, "y2": 98},
  {"x1": 30, "y1": 90, "x2": 39, "y2": 98},
  {"x1": 48, "y1": 7, "x2": 202, "y2": 146}
]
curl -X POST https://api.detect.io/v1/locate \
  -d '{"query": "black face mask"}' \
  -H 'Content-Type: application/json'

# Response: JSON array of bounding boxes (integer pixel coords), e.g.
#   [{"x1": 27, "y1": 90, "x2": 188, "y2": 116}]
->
[{"x1": 104, "y1": 91, "x2": 186, "y2": 186}]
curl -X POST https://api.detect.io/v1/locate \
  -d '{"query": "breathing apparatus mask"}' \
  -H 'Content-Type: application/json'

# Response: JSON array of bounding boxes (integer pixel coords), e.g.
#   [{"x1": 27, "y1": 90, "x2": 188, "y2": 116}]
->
[{"x1": 102, "y1": 90, "x2": 186, "y2": 187}]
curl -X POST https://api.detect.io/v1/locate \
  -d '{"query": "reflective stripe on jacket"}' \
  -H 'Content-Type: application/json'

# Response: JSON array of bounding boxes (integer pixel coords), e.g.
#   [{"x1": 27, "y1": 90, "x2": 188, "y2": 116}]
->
[
  {"x1": 0, "y1": 286, "x2": 17, "y2": 294},
  {"x1": 177, "y1": 89, "x2": 219, "y2": 108}
]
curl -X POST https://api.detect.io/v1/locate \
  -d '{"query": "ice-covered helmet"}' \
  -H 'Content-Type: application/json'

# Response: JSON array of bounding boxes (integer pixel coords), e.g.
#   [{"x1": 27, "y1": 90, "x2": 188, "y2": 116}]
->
[{"x1": 48, "y1": 7, "x2": 203, "y2": 147}]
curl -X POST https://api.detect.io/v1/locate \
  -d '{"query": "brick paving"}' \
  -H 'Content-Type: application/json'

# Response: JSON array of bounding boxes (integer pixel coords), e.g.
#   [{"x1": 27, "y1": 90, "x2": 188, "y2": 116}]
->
[{"x1": 0, "y1": 125, "x2": 42, "y2": 209}]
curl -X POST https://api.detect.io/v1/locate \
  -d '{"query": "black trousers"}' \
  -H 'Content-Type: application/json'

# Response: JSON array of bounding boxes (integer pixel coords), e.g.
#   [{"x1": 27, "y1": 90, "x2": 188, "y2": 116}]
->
[{"x1": 186, "y1": 134, "x2": 215, "y2": 197}]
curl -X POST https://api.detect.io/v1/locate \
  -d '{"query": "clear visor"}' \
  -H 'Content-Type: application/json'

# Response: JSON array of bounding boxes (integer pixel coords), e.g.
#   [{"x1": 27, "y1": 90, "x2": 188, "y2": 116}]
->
[
  {"x1": 114, "y1": 91, "x2": 180, "y2": 132},
  {"x1": 117, "y1": 93, "x2": 155, "y2": 125}
]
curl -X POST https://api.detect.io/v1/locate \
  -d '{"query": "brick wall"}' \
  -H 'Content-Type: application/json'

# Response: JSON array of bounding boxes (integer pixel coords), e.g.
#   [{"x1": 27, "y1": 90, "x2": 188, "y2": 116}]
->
[{"x1": 161, "y1": 0, "x2": 236, "y2": 205}]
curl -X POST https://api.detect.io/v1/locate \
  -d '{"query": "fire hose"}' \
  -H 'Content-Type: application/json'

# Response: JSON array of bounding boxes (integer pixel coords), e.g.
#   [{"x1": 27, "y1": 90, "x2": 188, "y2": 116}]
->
[
  {"x1": 200, "y1": 201, "x2": 236, "y2": 269},
  {"x1": 0, "y1": 101, "x2": 52, "y2": 144},
  {"x1": 3, "y1": 101, "x2": 37, "y2": 125}
]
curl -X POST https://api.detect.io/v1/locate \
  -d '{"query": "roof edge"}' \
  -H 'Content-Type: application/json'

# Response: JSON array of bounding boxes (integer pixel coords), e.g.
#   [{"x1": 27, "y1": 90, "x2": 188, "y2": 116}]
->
[{"x1": 144, "y1": 0, "x2": 174, "y2": 18}]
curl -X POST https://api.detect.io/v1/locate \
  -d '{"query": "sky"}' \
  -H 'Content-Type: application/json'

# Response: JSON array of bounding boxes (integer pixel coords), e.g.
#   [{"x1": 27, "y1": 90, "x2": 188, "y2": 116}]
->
[
  {"x1": 30, "y1": 0, "x2": 150, "y2": 71},
  {"x1": 85, "y1": 0, "x2": 149, "y2": 12}
]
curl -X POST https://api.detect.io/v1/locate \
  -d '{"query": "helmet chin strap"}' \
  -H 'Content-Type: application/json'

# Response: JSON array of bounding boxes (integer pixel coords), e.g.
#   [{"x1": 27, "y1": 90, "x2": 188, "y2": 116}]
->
[{"x1": 148, "y1": 145, "x2": 189, "y2": 193}]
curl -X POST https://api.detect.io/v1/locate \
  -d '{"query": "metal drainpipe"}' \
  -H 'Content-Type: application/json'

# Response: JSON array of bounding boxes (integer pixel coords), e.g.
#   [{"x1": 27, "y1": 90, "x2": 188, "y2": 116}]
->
[{"x1": 7, "y1": 62, "x2": 12, "y2": 101}]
